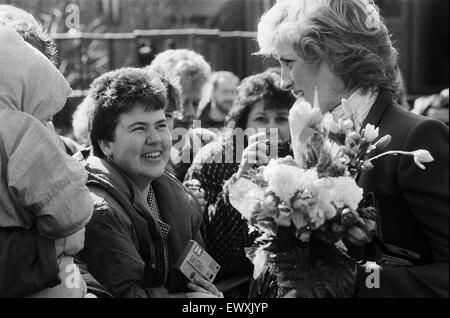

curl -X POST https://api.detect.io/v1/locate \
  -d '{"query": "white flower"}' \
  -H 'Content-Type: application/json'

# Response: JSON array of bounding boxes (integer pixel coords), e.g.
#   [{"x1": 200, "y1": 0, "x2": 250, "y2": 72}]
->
[
  {"x1": 289, "y1": 100, "x2": 323, "y2": 168},
  {"x1": 290, "y1": 99, "x2": 323, "y2": 129},
  {"x1": 338, "y1": 118, "x2": 354, "y2": 131},
  {"x1": 363, "y1": 124, "x2": 379, "y2": 143},
  {"x1": 299, "y1": 168, "x2": 320, "y2": 190},
  {"x1": 314, "y1": 178, "x2": 338, "y2": 220},
  {"x1": 263, "y1": 160, "x2": 320, "y2": 206},
  {"x1": 412, "y1": 149, "x2": 434, "y2": 170},
  {"x1": 310, "y1": 108, "x2": 323, "y2": 128},
  {"x1": 308, "y1": 206, "x2": 326, "y2": 228},
  {"x1": 312, "y1": 177, "x2": 363, "y2": 222},
  {"x1": 369, "y1": 148, "x2": 434, "y2": 170},
  {"x1": 331, "y1": 177, "x2": 364, "y2": 211},
  {"x1": 263, "y1": 160, "x2": 305, "y2": 204},
  {"x1": 322, "y1": 113, "x2": 340, "y2": 134},
  {"x1": 228, "y1": 177, "x2": 265, "y2": 220},
  {"x1": 323, "y1": 140, "x2": 341, "y2": 159}
]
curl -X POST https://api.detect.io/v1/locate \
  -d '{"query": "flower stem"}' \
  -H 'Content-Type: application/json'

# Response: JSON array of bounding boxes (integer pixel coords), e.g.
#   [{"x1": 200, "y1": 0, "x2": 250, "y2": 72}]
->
[{"x1": 369, "y1": 150, "x2": 413, "y2": 162}]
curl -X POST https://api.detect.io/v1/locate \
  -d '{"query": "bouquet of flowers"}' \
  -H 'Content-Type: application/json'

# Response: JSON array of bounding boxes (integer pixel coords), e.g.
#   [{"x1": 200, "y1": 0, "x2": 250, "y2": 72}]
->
[{"x1": 226, "y1": 91, "x2": 434, "y2": 298}]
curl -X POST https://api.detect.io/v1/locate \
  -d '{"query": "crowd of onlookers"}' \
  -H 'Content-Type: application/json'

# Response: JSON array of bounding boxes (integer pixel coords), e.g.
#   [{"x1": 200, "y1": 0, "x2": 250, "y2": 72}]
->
[
  {"x1": 0, "y1": 4, "x2": 287, "y2": 298},
  {"x1": 0, "y1": 1, "x2": 448, "y2": 298}
]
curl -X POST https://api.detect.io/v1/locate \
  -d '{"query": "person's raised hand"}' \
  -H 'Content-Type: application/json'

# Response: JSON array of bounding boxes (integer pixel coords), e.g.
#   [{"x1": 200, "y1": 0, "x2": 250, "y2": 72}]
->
[{"x1": 238, "y1": 132, "x2": 277, "y2": 176}]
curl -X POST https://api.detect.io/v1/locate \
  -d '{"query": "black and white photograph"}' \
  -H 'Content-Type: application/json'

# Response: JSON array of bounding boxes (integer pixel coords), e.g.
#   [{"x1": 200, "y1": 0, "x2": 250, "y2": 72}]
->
[{"x1": 0, "y1": 0, "x2": 448, "y2": 303}]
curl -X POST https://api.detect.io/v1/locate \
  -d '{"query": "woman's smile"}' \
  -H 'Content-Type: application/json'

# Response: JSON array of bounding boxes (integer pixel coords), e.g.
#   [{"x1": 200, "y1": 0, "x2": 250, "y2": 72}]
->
[{"x1": 141, "y1": 151, "x2": 163, "y2": 162}]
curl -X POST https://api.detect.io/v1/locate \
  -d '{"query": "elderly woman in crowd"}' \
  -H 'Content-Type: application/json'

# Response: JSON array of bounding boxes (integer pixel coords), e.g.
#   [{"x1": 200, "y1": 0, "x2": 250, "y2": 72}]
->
[
  {"x1": 146, "y1": 49, "x2": 216, "y2": 181},
  {"x1": 76, "y1": 67, "x2": 221, "y2": 298},
  {"x1": 147, "y1": 49, "x2": 212, "y2": 130},
  {"x1": 252, "y1": 0, "x2": 448, "y2": 297},
  {"x1": 0, "y1": 25, "x2": 92, "y2": 297},
  {"x1": 185, "y1": 70, "x2": 295, "y2": 297}
]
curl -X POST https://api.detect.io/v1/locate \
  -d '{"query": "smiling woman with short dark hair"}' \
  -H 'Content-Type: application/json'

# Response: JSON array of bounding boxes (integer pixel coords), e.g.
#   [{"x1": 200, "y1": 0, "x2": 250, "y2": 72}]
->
[{"x1": 77, "y1": 67, "x2": 222, "y2": 298}]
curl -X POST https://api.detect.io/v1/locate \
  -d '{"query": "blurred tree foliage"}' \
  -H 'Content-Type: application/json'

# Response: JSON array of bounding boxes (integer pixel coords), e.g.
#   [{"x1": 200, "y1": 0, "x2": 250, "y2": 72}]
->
[{"x1": 0, "y1": 0, "x2": 174, "y2": 90}]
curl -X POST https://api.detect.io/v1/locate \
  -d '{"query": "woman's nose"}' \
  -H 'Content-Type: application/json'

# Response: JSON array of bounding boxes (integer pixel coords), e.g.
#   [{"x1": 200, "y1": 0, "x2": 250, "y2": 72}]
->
[
  {"x1": 145, "y1": 130, "x2": 162, "y2": 144},
  {"x1": 280, "y1": 72, "x2": 294, "y2": 92},
  {"x1": 264, "y1": 126, "x2": 279, "y2": 139},
  {"x1": 267, "y1": 122, "x2": 281, "y2": 134}
]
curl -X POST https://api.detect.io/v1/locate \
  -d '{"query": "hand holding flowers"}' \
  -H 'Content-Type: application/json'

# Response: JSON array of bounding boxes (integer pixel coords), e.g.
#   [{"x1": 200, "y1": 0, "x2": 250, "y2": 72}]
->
[
  {"x1": 230, "y1": 93, "x2": 434, "y2": 246},
  {"x1": 227, "y1": 89, "x2": 434, "y2": 298}
]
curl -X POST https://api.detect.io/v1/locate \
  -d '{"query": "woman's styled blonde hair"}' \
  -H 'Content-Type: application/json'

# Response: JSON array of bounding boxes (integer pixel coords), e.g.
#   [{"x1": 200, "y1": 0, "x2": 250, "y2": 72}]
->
[{"x1": 257, "y1": 0, "x2": 402, "y2": 96}]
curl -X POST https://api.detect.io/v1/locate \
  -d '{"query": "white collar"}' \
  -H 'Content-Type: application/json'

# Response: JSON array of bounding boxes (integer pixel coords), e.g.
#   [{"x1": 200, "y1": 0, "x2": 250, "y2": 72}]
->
[{"x1": 331, "y1": 89, "x2": 379, "y2": 130}]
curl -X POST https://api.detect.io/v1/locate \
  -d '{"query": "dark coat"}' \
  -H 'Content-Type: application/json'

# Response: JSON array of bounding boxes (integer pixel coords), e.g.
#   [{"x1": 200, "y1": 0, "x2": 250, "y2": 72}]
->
[
  {"x1": 78, "y1": 154, "x2": 204, "y2": 298},
  {"x1": 353, "y1": 90, "x2": 449, "y2": 297},
  {"x1": 0, "y1": 228, "x2": 60, "y2": 297}
]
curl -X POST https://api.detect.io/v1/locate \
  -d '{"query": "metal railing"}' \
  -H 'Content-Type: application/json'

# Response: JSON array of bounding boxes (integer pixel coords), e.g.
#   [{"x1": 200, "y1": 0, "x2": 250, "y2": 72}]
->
[{"x1": 52, "y1": 28, "x2": 267, "y2": 91}]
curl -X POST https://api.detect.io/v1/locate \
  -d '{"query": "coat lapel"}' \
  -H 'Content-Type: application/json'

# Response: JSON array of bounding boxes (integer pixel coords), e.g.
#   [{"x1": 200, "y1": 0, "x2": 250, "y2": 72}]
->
[
  {"x1": 356, "y1": 90, "x2": 392, "y2": 185},
  {"x1": 360, "y1": 90, "x2": 392, "y2": 129}
]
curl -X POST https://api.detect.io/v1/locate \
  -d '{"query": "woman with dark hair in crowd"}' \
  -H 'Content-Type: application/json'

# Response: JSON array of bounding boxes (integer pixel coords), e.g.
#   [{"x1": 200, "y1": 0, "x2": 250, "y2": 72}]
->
[
  {"x1": 76, "y1": 67, "x2": 222, "y2": 298},
  {"x1": 253, "y1": 0, "x2": 448, "y2": 297},
  {"x1": 185, "y1": 70, "x2": 296, "y2": 297}
]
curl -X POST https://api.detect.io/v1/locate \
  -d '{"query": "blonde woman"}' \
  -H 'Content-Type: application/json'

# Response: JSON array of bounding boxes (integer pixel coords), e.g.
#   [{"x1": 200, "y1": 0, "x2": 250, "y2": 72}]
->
[{"x1": 255, "y1": 0, "x2": 448, "y2": 297}]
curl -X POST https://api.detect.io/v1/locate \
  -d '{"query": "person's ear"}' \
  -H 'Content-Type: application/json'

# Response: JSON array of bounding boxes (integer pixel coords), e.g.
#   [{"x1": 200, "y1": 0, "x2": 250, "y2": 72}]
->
[{"x1": 99, "y1": 139, "x2": 113, "y2": 159}]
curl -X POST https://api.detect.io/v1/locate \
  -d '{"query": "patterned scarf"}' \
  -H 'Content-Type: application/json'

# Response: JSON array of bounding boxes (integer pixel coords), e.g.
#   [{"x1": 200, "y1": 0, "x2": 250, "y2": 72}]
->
[{"x1": 147, "y1": 185, "x2": 171, "y2": 283}]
